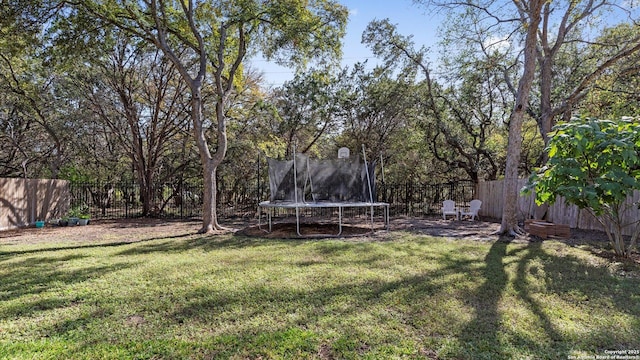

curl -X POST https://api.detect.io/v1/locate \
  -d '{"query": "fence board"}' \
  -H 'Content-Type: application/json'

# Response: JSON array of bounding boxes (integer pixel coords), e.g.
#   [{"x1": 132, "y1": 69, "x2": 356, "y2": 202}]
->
[
  {"x1": 0, "y1": 178, "x2": 70, "y2": 230},
  {"x1": 477, "y1": 180, "x2": 640, "y2": 236}
]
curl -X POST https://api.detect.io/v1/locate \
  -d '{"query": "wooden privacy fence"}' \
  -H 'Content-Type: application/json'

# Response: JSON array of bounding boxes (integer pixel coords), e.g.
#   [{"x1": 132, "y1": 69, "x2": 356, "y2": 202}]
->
[
  {"x1": 0, "y1": 178, "x2": 70, "y2": 231},
  {"x1": 477, "y1": 179, "x2": 640, "y2": 236}
]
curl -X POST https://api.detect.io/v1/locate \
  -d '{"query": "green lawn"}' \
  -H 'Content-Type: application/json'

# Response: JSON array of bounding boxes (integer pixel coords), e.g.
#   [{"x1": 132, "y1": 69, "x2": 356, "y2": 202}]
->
[{"x1": 1, "y1": 230, "x2": 639, "y2": 359}]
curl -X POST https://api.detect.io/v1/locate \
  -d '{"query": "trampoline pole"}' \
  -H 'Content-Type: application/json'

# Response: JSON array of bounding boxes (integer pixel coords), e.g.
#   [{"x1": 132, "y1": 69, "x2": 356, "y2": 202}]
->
[
  {"x1": 293, "y1": 145, "x2": 301, "y2": 235},
  {"x1": 293, "y1": 145, "x2": 298, "y2": 204},
  {"x1": 362, "y1": 145, "x2": 375, "y2": 231},
  {"x1": 296, "y1": 207, "x2": 301, "y2": 236},
  {"x1": 307, "y1": 156, "x2": 314, "y2": 202},
  {"x1": 338, "y1": 206, "x2": 343, "y2": 236},
  {"x1": 362, "y1": 145, "x2": 374, "y2": 203}
]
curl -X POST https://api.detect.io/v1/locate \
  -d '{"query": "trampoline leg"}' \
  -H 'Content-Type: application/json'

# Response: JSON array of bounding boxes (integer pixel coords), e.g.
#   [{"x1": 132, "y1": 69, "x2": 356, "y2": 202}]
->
[
  {"x1": 296, "y1": 206, "x2": 301, "y2": 237},
  {"x1": 370, "y1": 205, "x2": 374, "y2": 232},
  {"x1": 258, "y1": 206, "x2": 272, "y2": 233},
  {"x1": 385, "y1": 205, "x2": 390, "y2": 230},
  {"x1": 338, "y1": 206, "x2": 343, "y2": 236}
]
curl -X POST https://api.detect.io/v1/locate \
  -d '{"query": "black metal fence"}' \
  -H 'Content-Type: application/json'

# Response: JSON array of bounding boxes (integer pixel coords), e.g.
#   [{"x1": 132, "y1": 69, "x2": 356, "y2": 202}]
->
[
  {"x1": 379, "y1": 181, "x2": 476, "y2": 217},
  {"x1": 70, "y1": 180, "x2": 476, "y2": 220}
]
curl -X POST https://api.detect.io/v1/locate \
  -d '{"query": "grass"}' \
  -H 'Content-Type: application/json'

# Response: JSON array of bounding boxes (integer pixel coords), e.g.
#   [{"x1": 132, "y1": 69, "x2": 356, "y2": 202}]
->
[{"x1": 1, "y1": 230, "x2": 639, "y2": 359}]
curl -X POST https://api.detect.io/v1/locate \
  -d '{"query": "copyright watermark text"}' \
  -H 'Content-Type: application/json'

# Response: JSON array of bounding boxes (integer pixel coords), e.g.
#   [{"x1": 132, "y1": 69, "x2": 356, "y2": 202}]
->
[{"x1": 569, "y1": 349, "x2": 640, "y2": 360}]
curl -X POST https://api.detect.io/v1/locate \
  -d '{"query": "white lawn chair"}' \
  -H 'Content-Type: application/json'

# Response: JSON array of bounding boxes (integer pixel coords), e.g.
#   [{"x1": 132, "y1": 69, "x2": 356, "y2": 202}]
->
[
  {"x1": 442, "y1": 200, "x2": 459, "y2": 220},
  {"x1": 460, "y1": 199, "x2": 482, "y2": 221}
]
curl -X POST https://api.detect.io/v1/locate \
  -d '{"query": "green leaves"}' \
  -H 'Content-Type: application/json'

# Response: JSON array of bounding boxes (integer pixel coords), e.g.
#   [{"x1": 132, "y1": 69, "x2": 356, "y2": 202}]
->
[{"x1": 528, "y1": 116, "x2": 640, "y2": 256}]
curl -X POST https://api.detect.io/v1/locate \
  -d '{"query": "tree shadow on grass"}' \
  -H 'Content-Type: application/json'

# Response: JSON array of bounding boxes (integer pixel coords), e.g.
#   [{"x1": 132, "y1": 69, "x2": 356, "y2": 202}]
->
[
  {"x1": 1, "y1": 230, "x2": 304, "y2": 261},
  {"x1": 160, "y1": 236, "x2": 491, "y2": 357},
  {"x1": 0, "y1": 233, "x2": 195, "y2": 258},
  {"x1": 168, "y1": 271, "x2": 457, "y2": 358},
  {"x1": 0, "y1": 254, "x2": 134, "y2": 320},
  {"x1": 453, "y1": 239, "x2": 640, "y2": 359},
  {"x1": 7, "y1": 233, "x2": 638, "y2": 358},
  {"x1": 518, "y1": 241, "x2": 640, "y2": 352},
  {"x1": 454, "y1": 240, "x2": 510, "y2": 359},
  {"x1": 114, "y1": 233, "x2": 317, "y2": 256},
  {"x1": 510, "y1": 241, "x2": 568, "y2": 357}
]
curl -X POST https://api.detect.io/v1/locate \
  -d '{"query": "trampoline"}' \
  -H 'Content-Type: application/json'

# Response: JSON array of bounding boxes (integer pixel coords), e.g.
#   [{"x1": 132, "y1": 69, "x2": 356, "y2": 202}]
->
[{"x1": 258, "y1": 147, "x2": 389, "y2": 237}]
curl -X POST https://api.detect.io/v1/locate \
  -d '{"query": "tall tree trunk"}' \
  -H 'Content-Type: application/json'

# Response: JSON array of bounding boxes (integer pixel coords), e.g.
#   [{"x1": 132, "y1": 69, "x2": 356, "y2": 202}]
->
[
  {"x1": 500, "y1": 110, "x2": 526, "y2": 235},
  {"x1": 532, "y1": 58, "x2": 554, "y2": 221},
  {"x1": 189, "y1": 86, "x2": 219, "y2": 233},
  {"x1": 141, "y1": 171, "x2": 155, "y2": 216},
  {"x1": 200, "y1": 159, "x2": 217, "y2": 233},
  {"x1": 189, "y1": 80, "x2": 228, "y2": 233},
  {"x1": 499, "y1": 0, "x2": 544, "y2": 236}
]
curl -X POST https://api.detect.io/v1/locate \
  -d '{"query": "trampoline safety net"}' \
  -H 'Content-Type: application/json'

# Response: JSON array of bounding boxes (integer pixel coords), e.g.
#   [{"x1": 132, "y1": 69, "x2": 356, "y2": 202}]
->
[{"x1": 267, "y1": 153, "x2": 376, "y2": 203}]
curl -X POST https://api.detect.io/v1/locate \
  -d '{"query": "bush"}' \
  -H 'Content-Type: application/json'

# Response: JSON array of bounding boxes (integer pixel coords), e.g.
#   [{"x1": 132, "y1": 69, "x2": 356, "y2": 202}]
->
[{"x1": 526, "y1": 116, "x2": 640, "y2": 257}]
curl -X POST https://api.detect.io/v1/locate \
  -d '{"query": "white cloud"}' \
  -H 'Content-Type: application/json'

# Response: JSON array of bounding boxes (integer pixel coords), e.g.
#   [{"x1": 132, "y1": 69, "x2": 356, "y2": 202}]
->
[{"x1": 483, "y1": 35, "x2": 510, "y2": 53}]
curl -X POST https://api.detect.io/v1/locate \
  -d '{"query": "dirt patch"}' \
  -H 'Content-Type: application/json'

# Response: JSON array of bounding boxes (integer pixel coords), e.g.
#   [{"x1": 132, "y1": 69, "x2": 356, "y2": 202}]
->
[
  {"x1": 2, "y1": 216, "x2": 636, "y2": 268},
  {"x1": 390, "y1": 216, "x2": 502, "y2": 241},
  {"x1": 391, "y1": 216, "x2": 618, "y2": 244},
  {"x1": 0, "y1": 218, "x2": 204, "y2": 246},
  {"x1": 0, "y1": 215, "x2": 617, "y2": 248}
]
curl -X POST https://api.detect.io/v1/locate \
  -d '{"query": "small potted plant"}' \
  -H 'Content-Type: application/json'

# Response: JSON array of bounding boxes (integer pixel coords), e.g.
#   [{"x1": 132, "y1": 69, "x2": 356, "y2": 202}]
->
[
  {"x1": 78, "y1": 213, "x2": 90, "y2": 226},
  {"x1": 67, "y1": 206, "x2": 82, "y2": 226},
  {"x1": 47, "y1": 210, "x2": 63, "y2": 226},
  {"x1": 76, "y1": 204, "x2": 91, "y2": 225},
  {"x1": 68, "y1": 216, "x2": 79, "y2": 226}
]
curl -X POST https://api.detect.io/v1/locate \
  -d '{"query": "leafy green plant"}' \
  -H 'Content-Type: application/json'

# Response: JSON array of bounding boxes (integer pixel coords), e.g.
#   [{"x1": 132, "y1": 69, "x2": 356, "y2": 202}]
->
[
  {"x1": 69, "y1": 204, "x2": 90, "y2": 219},
  {"x1": 525, "y1": 116, "x2": 640, "y2": 257}
]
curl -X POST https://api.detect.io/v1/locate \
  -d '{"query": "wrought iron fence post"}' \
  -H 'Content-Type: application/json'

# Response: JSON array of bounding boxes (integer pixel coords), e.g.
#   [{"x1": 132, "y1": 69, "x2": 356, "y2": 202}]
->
[
  {"x1": 257, "y1": 154, "x2": 261, "y2": 203},
  {"x1": 179, "y1": 179, "x2": 184, "y2": 218},
  {"x1": 125, "y1": 183, "x2": 128, "y2": 218},
  {"x1": 405, "y1": 183, "x2": 409, "y2": 216}
]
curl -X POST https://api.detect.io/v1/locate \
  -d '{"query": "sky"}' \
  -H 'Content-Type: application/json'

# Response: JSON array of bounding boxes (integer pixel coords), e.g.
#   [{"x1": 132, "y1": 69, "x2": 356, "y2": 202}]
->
[
  {"x1": 249, "y1": 1, "x2": 640, "y2": 88},
  {"x1": 250, "y1": 0, "x2": 444, "y2": 87}
]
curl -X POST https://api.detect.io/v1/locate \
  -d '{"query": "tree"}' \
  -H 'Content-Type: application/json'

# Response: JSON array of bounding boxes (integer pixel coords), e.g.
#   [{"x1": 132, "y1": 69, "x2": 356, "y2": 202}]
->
[
  {"x1": 361, "y1": 18, "x2": 509, "y2": 183},
  {"x1": 332, "y1": 64, "x2": 432, "y2": 182},
  {"x1": 498, "y1": 0, "x2": 544, "y2": 235},
  {"x1": 429, "y1": 53, "x2": 511, "y2": 182},
  {"x1": 417, "y1": 0, "x2": 640, "y2": 234},
  {"x1": 78, "y1": 35, "x2": 195, "y2": 215},
  {"x1": 423, "y1": 1, "x2": 640, "y2": 231},
  {"x1": 532, "y1": 5, "x2": 640, "y2": 145},
  {"x1": 422, "y1": 0, "x2": 544, "y2": 235},
  {"x1": 268, "y1": 70, "x2": 342, "y2": 157},
  {"x1": 526, "y1": 117, "x2": 640, "y2": 258},
  {"x1": 0, "y1": 16, "x2": 74, "y2": 178},
  {"x1": 581, "y1": 24, "x2": 640, "y2": 119},
  {"x1": 69, "y1": 0, "x2": 348, "y2": 232},
  {"x1": 218, "y1": 68, "x2": 273, "y2": 210}
]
